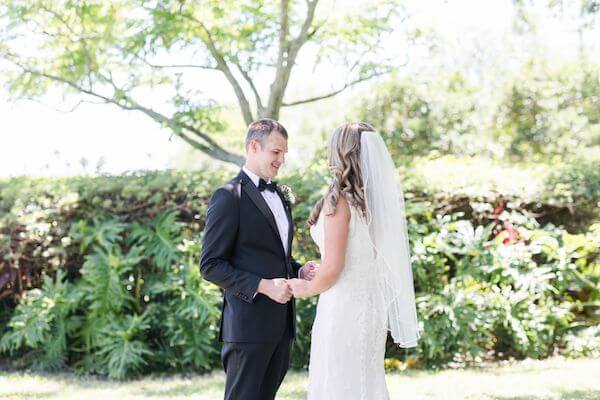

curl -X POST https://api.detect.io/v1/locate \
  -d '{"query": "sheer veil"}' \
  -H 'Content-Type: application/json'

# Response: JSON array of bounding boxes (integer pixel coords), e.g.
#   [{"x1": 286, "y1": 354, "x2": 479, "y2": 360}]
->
[{"x1": 360, "y1": 131, "x2": 420, "y2": 347}]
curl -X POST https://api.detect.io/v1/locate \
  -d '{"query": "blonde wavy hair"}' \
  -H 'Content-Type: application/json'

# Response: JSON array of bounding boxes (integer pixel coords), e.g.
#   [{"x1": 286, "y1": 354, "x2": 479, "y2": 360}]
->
[{"x1": 308, "y1": 122, "x2": 375, "y2": 226}]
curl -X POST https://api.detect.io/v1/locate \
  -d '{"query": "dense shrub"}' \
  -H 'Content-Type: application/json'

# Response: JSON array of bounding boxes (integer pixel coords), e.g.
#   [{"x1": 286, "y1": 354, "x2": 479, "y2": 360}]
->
[
  {"x1": 494, "y1": 64, "x2": 599, "y2": 160},
  {"x1": 355, "y1": 72, "x2": 481, "y2": 161},
  {"x1": 544, "y1": 158, "x2": 600, "y2": 208},
  {"x1": 355, "y1": 63, "x2": 599, "y2": 163},
  {"x1": 0, "y1": 171, "x2": 231, "y2": 378},
  {"x1": 0, "y1": 166, "x2": 598, "y2": 377},
  {"x1": 0, "y1": 211, "x2": 220, "y2": 379}
]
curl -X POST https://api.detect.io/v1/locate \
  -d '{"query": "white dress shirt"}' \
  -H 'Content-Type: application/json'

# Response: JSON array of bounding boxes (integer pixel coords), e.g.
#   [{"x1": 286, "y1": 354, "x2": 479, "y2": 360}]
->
[{"x1": 242, "y1": 166, "x2": 289, "y2": 255}]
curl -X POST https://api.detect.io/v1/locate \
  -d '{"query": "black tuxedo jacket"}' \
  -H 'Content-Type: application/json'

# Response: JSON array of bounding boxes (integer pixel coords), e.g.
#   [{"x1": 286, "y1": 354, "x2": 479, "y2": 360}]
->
[{"x1": 200, "y1": 170, "x2": 302, "y2": 343}]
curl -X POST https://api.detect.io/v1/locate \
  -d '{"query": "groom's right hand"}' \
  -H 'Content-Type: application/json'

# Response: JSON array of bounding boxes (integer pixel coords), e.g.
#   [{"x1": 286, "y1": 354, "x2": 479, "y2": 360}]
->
[{"x1": 257, "y1": 278, "x2": 293, "y2": 304}]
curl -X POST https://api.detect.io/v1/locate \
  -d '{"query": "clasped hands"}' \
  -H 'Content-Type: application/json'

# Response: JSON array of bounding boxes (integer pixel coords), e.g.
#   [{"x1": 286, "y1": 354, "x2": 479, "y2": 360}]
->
[{"x1": 258, "y1": 261, "x2": 319, "y2": 303}]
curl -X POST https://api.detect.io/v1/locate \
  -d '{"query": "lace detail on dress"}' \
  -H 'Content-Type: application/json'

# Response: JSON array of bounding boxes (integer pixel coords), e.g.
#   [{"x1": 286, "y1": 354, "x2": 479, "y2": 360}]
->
[{"x1": 307, "y1": 205, "x2": 390, "y2": 400}]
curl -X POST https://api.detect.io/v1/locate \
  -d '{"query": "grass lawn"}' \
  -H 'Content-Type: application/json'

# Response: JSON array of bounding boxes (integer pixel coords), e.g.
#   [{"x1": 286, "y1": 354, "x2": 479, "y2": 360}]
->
[{"x1": 1, "y1": 357, "x2": 599, "y2": 400}]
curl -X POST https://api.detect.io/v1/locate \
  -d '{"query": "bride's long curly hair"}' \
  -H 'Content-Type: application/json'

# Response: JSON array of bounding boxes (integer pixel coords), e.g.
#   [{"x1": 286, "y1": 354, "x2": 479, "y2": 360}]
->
[{"x1": 308, "y1": 122, "x2": 375, "y2": 226}]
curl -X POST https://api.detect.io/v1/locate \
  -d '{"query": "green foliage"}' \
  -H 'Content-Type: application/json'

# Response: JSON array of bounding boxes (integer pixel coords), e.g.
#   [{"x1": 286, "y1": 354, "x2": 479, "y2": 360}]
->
[
  {"x1": 382, "y1": 193, "x2": 598, "y2": 366},
  {"x1": 356, "y1": 72, "x2": 480, "y2": 161},
  {"x1": 71, "y1": 218, "x2": 127, "y2": 252},
  {"x1": 544, "y1": 158, "x2": 600, "y2": 207},
  {"x1": 0, "y1": 0, "x2": 401, "y2": 163},
  {"x1": 0, "y1": 270, "x2": 81, "y2": 371},
  {"x1": 143, "y1": 237, "x2": 220, "y2": 371},
  {"x1": 417, "y1": 278, "x2": 496, "y2": 364},
  {"x1": 0, "y1": 167, "x2": 598, "y2": 376},
  {"x1": 290, "y1": 296, "x2": 318, "y2": 369},
  {"x1": 94, "y1": 312, "x2": 153, "y2": 380},
  {"x1": 562, "y1": 326, "x2": 600, "y2": 358},
  {"x1": 71, "y1": 210, "x2": 219, "y2": 379},
  {"x1": 130, "y1": 211, "x2": 181, "y2": 270},
  {"x1": 355, "y1": 63, "x2": 599, "y2": 165},
  {"x1": 0, "y1": 178, "x2": 221, "y2": 378},
  {"x1": 495, "y1": 63, "x2": 600, "y2": 160}
]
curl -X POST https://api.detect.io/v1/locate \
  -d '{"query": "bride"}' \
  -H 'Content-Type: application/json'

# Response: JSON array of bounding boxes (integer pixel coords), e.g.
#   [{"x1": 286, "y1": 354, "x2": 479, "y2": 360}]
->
[{"x1": 288, "y1": 122, "x2": 420, "y2": 399}]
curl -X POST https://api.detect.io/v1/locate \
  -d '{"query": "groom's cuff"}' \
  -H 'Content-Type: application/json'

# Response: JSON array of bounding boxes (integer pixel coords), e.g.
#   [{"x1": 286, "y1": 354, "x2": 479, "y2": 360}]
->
[{"x1": 241, "y1": 275, "x2": 261, "y2": 303}]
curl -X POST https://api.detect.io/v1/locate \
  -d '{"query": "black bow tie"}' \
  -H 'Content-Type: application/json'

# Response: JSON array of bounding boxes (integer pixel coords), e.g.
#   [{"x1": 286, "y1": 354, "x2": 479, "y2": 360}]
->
[{"x1": 258, "y1": 179, "x2": 277, "y2": 192}]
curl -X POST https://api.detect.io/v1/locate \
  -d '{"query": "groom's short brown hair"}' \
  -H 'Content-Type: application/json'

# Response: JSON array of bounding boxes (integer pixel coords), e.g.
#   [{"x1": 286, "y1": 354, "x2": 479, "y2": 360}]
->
[{"x1": 245, "y1": 118, "x2": 288, "y2": 149}]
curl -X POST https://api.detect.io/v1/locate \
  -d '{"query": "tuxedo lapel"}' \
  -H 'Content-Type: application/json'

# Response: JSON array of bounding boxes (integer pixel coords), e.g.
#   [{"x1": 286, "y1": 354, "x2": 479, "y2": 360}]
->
[
  {"x1": 275, "y1": 188, "x2": 294, "y2": 258},
  {"x1": 239, "y1": 171, "x2": 285, "y2": 255}
]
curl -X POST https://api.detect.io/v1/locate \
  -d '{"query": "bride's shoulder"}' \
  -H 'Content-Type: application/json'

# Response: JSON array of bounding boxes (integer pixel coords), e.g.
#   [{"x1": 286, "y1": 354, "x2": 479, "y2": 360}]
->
[
  {"x1": 322, "y1": 194, "x2": 351, "y2": 222},
  {"x1": 339, "y1": 194, "x2": 362, "y2": 216},
  {"x1": 337, "y1": 194, "x2": 351, "y2": 214}
]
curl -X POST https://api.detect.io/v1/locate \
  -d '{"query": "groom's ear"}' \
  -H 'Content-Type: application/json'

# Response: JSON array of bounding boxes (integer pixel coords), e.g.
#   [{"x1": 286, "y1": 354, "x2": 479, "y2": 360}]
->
[
  {"x1": 246, "y1": 139, "x2": 256, "y2": 154},
  {"x1": 248, "y1": 138, "x2": 264, "y2": 154}
]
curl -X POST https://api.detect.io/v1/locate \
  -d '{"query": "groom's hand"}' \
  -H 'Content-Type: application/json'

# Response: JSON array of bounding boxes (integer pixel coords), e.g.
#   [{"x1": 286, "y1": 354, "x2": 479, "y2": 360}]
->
[{"x1": 257, "y1": 278, "x2": 293, "y2": 304}]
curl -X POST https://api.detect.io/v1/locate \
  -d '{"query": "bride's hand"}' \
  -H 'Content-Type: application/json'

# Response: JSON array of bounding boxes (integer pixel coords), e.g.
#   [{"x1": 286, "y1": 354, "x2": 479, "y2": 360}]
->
[
  {"x1": 300, "y1": 261, "x2": 319, "y2": 281},
  {"x1": 288, "y1": 278, "x2": 311, "y2": 298}
]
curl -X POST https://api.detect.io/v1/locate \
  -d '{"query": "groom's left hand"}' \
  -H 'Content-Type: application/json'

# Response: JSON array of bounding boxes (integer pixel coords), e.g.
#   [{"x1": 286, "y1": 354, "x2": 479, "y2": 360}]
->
[{"x1": 299, "y1": 261, "x2": 319, "y2": 281}]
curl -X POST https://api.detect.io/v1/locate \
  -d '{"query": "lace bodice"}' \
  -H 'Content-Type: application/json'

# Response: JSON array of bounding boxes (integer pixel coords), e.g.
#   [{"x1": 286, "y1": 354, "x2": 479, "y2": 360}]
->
[{"x1": 307, "y1": 203, "x2": 390, "y2": 400}]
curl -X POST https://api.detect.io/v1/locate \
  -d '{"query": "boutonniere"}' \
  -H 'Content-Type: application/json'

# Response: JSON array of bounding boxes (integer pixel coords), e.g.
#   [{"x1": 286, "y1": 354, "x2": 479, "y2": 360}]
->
[{"x1": 278, "y1": 184, "x2": 296, "y2": 208}]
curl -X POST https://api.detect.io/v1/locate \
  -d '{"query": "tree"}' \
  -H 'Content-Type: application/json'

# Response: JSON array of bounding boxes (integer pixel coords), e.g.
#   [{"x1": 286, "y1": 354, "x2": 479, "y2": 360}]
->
[
  {"x1": 0, "y1": 0, "x2": 402, "y2": 165},
  {"x1": 512, "y1": 0, "x2": 599, "y2": 61}
]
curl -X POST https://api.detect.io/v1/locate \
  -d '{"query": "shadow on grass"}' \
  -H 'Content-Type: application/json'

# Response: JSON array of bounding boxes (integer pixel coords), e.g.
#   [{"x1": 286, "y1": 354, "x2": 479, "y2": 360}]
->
[{"x1": 491, "y1": 389, "x2": 600, "y2": 400}]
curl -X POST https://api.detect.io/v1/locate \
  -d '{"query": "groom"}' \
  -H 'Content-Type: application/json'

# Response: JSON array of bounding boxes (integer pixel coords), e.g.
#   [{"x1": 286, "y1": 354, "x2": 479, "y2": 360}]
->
[{"x1": 200, "y1": 118, "x2": 316, "y2": 400}]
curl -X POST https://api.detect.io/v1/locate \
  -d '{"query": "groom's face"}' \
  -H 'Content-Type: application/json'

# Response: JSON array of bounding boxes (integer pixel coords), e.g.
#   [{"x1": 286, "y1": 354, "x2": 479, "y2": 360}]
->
[{"x1": 249, "y1": 130, "x2": 288, "y2": 179}]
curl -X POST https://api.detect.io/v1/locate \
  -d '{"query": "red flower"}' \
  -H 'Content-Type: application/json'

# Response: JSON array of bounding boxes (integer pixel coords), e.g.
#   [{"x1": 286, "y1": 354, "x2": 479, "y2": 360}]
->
[
  {"x1": 501, "y1": 220, "x2": 520, "y2": 244},
  {"x1": 490, "y1": 197, "x2": 520, "y2": 244}
]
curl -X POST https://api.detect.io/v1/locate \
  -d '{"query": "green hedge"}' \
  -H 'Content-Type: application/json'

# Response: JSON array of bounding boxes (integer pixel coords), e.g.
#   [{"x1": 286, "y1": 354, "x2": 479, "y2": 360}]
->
[
  {"x1": 0, "y1": 165, "x2": 598, "y2": 378},
  {"x1": 356, "y1": 63, "x2": 600, "y2": 163}
]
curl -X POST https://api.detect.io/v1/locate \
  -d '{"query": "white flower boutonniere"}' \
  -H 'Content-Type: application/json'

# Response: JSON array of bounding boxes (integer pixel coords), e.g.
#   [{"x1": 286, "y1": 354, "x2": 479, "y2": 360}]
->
[{"x1": 278, "y1": 184, "x2": 296, "y2": 207}]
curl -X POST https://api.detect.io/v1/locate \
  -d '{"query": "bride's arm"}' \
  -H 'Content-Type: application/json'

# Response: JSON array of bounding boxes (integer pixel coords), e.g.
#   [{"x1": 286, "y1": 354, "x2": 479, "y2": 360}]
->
[{"x1": 298, "y1": 196, "x2": 350, "y2": 297}]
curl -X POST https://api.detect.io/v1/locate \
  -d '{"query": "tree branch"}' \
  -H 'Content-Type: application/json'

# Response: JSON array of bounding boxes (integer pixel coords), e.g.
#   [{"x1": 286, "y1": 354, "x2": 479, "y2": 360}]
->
[
  {"x1": 38, "y1": 5, "x2": 97, "y2": 88},
  {"x1": 137, "y1": 60, "x2": 219, "y2": 70},
  {"x1": 180, "y1": 12, "x2": 255, "y2": 125},
  {"x1": 15, "y1": 96, "x2": 90, "y2": 113},
  {"x1": 5, "y1": 55, "x2": 244, "y2": 165},
  {"x1": 266, "y1": 0, "x2": 319, "y2": 119},
  {"x1": 287, "y1": 0, "x2": 319, "y2": 65},
  {"x1": 119, "y1": 47, "x2": 219, "y2": 70},
  {"x1": 96, "y1": 72, "x2": 245, "y2": 164},
  {"x1": 233, "y1": 61, "x2": 264, "y2": 116},
  {"x1": 282, "y1": 69, "x2": 390, "y2": 107},
  {"x1": 277, "y1": 0, "x2": 290, "y2": 72}
]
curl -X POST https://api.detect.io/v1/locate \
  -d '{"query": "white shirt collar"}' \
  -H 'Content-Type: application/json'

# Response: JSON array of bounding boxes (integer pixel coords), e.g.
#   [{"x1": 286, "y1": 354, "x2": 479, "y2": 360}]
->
[{"x1": 242, "y1": 165, "x2": 270, "y2": 188}]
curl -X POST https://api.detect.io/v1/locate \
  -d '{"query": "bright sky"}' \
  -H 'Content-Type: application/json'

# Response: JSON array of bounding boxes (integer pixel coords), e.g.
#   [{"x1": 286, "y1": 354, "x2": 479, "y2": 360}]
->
[{"x1": 0, "y1": 0, "x2": 595, "y2": 177}]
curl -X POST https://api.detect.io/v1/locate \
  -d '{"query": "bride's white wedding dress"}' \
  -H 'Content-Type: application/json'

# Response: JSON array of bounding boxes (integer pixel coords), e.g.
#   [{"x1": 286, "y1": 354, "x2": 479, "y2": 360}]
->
[{"x1": 307, "y1": 205, "x2": 390, "y2": 400}]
